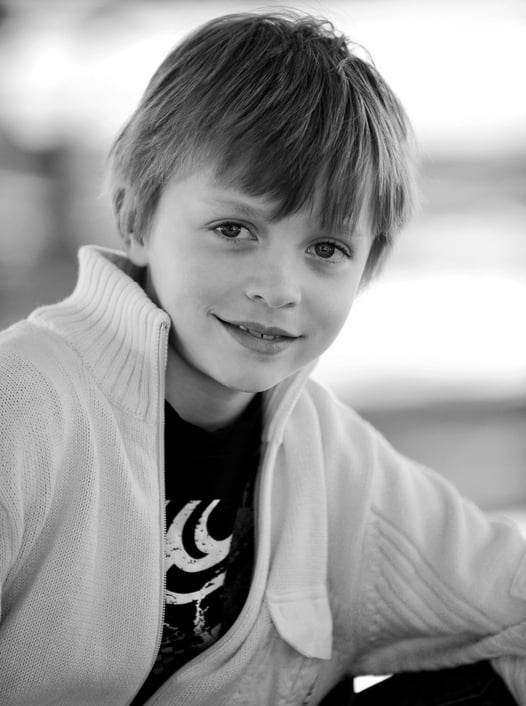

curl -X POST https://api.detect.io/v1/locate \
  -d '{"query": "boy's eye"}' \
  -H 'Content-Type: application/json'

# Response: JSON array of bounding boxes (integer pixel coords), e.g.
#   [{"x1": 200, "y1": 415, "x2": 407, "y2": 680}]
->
[
  {"x1": 308, "y1": 240, "x2": 352, "y2": 263},
  {"x1": 213, "y1": 222, "x2": 252, "y2": 240}
]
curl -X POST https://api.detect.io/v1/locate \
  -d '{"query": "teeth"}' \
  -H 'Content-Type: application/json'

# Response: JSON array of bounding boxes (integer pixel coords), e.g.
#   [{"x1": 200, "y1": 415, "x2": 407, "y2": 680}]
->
[{"x1": 236, "y1": 324, "x2": 278, "y2": 340}]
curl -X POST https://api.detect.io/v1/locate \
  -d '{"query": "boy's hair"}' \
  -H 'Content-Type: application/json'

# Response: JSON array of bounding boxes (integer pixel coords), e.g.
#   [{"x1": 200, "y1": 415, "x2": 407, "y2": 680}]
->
[{"x1": 107, "y1": 11, "x2": 417, "y2": 281}]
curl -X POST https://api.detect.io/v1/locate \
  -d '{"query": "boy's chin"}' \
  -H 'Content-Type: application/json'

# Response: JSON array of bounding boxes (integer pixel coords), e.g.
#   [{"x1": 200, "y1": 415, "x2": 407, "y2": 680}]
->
[{"x1": 219, "y1": 367, "x2": 302, "y2": 394}]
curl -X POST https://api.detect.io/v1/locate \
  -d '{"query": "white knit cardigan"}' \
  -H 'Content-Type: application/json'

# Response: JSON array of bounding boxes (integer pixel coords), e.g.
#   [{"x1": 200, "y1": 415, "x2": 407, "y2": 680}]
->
[{"x1": 1, "y1": 246, "x2": 526, "y2": 705}]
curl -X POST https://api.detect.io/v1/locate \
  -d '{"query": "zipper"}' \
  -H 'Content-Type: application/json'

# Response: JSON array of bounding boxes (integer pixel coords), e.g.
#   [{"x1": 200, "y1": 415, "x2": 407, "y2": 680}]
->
[
  {"x1": 128, "y1": 319, "x2": 169, "y2": 705},
  {"x1": 153, "y1": 320, "x2": 170, "y2": 660}
]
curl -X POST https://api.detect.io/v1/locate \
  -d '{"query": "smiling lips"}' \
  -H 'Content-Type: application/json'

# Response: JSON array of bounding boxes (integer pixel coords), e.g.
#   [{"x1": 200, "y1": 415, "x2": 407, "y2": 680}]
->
[
  {"x1": 215, "y1": 316, "x2": 300, "y2": 351},
  {"x1": 227, "y1": 320, "x2": 299, "y2": 341}
]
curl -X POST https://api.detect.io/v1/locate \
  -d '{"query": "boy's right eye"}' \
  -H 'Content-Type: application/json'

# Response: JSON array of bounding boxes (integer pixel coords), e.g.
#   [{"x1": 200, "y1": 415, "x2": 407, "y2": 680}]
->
[{"x1": 213, "y1": 222, "x2": 253, "y2": 240}]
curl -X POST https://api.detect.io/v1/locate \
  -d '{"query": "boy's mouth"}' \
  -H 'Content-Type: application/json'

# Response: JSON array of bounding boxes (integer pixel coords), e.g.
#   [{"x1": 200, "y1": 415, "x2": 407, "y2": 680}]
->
[
  {"x1": 214, "y1": 316, "x2": 300, "y2": 353},
  {"x1": 216, "y1": 317, "x2": 299, "y2": 341}
]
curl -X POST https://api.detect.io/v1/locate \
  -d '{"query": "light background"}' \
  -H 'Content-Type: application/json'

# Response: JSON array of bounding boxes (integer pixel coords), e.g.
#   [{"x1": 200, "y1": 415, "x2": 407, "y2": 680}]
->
[{"x1": 0, "y1": 0, "x2": 525, "y2": 514}]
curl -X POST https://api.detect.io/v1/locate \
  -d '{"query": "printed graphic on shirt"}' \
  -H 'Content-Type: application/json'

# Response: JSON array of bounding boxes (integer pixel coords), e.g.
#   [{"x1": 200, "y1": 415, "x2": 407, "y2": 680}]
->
[
  {"x1": 161, "y1": 497, "x2": 234, "y2": 657},
  {"x1": 165, "y1": 499, "x2": 231, "y2": 604}
]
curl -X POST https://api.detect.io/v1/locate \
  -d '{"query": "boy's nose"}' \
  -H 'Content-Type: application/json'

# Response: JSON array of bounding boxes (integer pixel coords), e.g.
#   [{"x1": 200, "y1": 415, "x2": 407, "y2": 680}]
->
[{"x1": 244, "y1": 261, "x2": 301, "y2": 309}]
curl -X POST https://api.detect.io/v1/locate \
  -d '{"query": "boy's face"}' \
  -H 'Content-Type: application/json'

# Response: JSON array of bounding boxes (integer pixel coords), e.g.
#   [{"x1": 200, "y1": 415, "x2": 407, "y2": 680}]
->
[{"x1": 128, "y1": 167, "x2": 373, "y2": 406}]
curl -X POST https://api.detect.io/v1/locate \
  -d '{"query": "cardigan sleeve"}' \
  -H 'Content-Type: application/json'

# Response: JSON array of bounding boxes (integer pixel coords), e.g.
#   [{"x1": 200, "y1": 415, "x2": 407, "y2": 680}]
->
[
  {"x1": 353, "y1": 415, "x2": 526, "y2": 701},
  {"x1": 0, "y1": 352, "x2": 25, "y2": 615},
  {"x1": 306, "y1": 381, "x2": 526, "y2": 703},
  {"x1": 0, "y1": 334, "x2": 61, "y2": 619}
]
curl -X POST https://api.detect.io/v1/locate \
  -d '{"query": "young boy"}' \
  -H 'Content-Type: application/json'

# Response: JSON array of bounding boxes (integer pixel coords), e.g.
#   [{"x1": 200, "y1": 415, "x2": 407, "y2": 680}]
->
[{"x1": 0, "y1": 11, "x2": 525, "y2": 706}]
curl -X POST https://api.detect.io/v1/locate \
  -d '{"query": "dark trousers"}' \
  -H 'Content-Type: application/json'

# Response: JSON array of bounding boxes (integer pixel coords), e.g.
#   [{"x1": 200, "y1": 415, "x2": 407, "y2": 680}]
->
[{"x1": 320, "y1": 661, "x2": 517, "y2": 705}]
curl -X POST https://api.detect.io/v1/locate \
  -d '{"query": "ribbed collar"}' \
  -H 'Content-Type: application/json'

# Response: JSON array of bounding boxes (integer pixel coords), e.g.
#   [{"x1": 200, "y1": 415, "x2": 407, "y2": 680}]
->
[
  {"x1": 29, "y1": 245, "x2": 314, "y2": 432},
  {"x1": 29, "y1": 246, "x2": 170, "y2": 422}
]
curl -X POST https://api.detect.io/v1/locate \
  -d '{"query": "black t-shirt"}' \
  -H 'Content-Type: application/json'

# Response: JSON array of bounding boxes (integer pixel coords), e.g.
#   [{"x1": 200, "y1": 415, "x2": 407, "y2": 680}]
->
[{"x1": 131, "y1": 394, "x2": 262, "y2": 704}]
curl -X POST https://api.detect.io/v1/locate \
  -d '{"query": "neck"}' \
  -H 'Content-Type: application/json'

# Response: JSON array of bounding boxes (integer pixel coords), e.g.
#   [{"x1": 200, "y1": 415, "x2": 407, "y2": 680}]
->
[{"x1": 164, "y1": 345, "x2": 255, "y2": 431}]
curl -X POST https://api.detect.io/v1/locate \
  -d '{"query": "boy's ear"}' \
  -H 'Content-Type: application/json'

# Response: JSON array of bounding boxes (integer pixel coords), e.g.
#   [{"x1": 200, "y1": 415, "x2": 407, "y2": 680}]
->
[{"x1": 126, "y1": 232, "x2": 149, "y2": 266}]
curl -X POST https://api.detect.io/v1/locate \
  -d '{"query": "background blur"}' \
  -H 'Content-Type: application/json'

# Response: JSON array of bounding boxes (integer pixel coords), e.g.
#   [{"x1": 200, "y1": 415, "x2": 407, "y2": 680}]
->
[{"x1": 1, "y1": 0, "x2": 525, "y2": 518}]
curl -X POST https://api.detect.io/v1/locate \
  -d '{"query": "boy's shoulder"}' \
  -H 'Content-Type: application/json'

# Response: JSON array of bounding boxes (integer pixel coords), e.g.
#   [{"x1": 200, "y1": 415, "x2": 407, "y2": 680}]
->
[
  {"x1": 1, "y1": 312, "x2": 67, "y2": 362},
  {"x1": 0, "y1": 314, "x2": 78, "y2": 405},
  {"x1": 303, "y1": 375, "x2": 373, "y2": 434},
  {"x1": 300, "y1": 375, "x2": 416, "y2": 480},
  {"x1": 297, "y1": 374, "x2": 385, "y2": 463}
]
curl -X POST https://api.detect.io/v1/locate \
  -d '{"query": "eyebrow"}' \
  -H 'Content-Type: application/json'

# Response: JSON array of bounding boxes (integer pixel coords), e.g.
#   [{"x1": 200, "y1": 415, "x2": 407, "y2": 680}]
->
[{"x1": 204, "y1": 197, "x2": 276, "y2": 221}]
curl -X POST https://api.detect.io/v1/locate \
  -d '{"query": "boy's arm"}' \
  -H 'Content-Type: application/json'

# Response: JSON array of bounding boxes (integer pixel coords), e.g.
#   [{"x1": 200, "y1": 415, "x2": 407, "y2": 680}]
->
[
  {"x1": 358, "y1": 425, "x2": 526, "y2": 697},
  {"x1": 0, "y1": 410, "x2": 22, "y2": 622},
  {"x1": 319, "y1": 392, "x2": 526, "y2": 702},
  {"x1": 0, "y1": 362, "x2": 27, "y2": 620},
  {"x1": 0, "y1": 339, "x2": 56, "y2": 621}
]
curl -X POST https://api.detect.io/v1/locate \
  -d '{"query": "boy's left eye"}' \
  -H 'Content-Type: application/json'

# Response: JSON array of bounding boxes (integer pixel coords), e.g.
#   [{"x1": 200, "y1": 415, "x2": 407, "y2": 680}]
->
[
  {"x1": 213, "y1": 222, "x2": 253, "y2": 240},
  {"x1": 308, "y1": 241, "x2": 352, "y2": 263}
]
